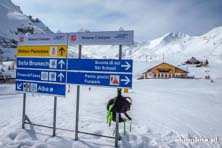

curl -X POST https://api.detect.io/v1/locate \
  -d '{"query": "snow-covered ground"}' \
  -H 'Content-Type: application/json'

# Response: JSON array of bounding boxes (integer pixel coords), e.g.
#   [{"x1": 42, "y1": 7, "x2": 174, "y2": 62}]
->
[{"x1": 0, "y1": 61, "x2": 222, "y2": 148}]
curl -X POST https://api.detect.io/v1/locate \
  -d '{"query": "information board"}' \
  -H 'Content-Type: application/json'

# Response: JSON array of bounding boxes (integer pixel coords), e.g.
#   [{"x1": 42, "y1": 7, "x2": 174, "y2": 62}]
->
[{"x1": 16, "y1": 33, "x2": 68, "y2": 96}]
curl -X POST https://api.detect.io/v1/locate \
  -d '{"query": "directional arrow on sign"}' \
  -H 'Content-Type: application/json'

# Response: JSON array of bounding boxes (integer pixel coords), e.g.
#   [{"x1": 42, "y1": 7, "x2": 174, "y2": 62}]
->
[
  {"x1": 121, "y1": 76, "x2": 130, "y2": 85},
  {"x1": 121, "y1": 61, "x2": 131, "y2": 71},
  {"x1": 58, "y1": 59, "x2": 65, "y2": 69},
  {"x1": 17, "y1": 83, "x2": 23, "y2": 90},
  {"x1": 58, "y1": 73, "x2": 64, "y2": 81},
  {"x1": 59, "y1": 47, "x2": 65, "y2": 56}
]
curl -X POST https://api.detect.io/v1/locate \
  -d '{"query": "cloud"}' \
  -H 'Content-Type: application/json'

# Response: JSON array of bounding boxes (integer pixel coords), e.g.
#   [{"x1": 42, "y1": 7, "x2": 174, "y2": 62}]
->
[{"x1": 12, "y1": 0, "x2": 222, "y2": 41}]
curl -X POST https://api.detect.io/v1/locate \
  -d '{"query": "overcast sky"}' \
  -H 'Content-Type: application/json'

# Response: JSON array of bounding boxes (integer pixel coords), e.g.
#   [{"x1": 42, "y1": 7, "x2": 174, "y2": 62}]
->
[{"x1": 12, "y1": 0, "x2": 222, "y2": 41}]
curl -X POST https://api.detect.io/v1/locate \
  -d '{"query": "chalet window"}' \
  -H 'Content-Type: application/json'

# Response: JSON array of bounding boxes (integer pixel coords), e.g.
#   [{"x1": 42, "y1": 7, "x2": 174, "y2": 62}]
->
[{"x1": 157, "y1": 68, "x2": 171, "y2": 72}]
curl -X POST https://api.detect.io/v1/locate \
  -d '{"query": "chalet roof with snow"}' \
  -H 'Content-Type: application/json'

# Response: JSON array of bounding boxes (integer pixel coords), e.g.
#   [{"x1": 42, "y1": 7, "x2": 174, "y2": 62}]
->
[{"x1": 143, "y1": 62, "x2": 189, "y2": 74}]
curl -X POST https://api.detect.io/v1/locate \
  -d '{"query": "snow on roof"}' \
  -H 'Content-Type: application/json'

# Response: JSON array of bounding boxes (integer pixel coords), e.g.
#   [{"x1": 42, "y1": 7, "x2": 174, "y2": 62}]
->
[{"x1": 142, "y1": 60, "x2": 189, "y2": 74}]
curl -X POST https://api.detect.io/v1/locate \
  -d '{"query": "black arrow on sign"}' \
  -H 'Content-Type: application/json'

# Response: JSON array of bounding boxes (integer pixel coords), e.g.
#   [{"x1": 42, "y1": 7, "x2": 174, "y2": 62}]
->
[{"x1": 59, "y1": 47, "x2": 65, "y2": 56}]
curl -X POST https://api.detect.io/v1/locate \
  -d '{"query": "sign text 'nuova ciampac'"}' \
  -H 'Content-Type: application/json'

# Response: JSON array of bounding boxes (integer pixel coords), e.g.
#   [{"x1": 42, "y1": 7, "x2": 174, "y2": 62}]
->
[{"x1": 68, "y1": 31, "x2": 134, "y2": 45}]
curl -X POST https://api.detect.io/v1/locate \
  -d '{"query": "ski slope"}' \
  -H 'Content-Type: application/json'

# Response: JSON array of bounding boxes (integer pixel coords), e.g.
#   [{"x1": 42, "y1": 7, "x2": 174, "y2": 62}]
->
[{"x1": 0, "y1": 61, "x2": 222, "y2": 148}]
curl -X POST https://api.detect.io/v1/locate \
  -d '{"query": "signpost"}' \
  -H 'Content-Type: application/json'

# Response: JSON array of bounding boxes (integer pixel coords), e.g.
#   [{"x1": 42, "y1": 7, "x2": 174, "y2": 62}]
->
[
  {"x1": 17, "y1": 58, "x2": 66, "y2": 70},
  {"x1": 16, "y1": 81, "x2": 66, "y2": 96},
  {"x1": 18, "y1": 33, "x2": 68, "y2": 46},
  {"x1": 16, "y1": 33, "x2": 68, "y2": 137},
  {"x1": 17, "y1": 45, "x2": 67, "y2": 57},
  {"x1": 16, "y1": 31, "x2": 134, "y2": 147},
  {"x1": 67, "y1": 59, "x2": 133, "y2": 88},
  {"x1": 16, "y1": 34, "x2": 68, "y2": 96},
  {"x1": 67, "y1": 31, "x2": 134, "y2": 147},
  {"x1": 68, "y1": 31, "x2": 134, "y2": 45},
  {"x1": 67, "y1": 72, "x2": 132, "y2": 88},
  {"x1": 68, "y1": 59, "x2": 132, "y2": 73}
]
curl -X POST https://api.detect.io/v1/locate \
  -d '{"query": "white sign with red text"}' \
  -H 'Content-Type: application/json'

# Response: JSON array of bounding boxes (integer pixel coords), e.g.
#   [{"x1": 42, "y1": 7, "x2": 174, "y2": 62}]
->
[
  {"x1": 68, "y1": 31, "x2": 134, "y2": 45},
  {"x1": 18, "y1": 33, "x2": 68, "y2": 46}
]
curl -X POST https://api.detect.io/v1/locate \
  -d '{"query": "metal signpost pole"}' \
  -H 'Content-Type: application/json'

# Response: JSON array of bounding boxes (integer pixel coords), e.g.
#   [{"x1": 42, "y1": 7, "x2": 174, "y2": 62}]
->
[
  {"x1": 75, "y1": 45, "x2": 82, "y2": 141},
  {"x1": 115, "y1": 44, "x2": 123, "y2": 147},
  {"x1": 53, "y1": 96, "x2": 57, "y2": 136},
  {"x1": 115, "y1": 113, "x2": 119, "y2": 147},
  {"x1": 22, "y1": 93, "x2": 26, "y2": 129}
]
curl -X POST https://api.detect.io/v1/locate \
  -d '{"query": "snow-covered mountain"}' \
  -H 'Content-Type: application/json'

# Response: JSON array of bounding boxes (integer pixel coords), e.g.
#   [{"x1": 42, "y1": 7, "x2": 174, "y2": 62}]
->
[
  {"x1": 0, "y1": 0, "x2": 52, "y2": 39},
  {"x1": 68, "y1": 26, "x2": 222, "y2": 64},
  {"x1": 1, "y1": 0, "x2": 222, "y2": 63},
  {"x1": 0, "y1": 0, "x2": 52, "y2": 52},
  {"x1": 130, "y1": 26, "x2": 222, "y2": 62}
]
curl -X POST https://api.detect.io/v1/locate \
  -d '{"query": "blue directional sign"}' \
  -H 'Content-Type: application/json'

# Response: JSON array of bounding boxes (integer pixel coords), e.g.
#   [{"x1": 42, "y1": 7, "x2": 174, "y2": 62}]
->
[
  {"x1": 16, "y1": 80, "x2": 66, "y2": 96},
  {"x1": 16, "y1": 69, "x2": 66, "y2": 83},
  {"x1": 68, "y1": 59, "x2": 132, "y2": 73},
  {"x1": 17, "y1": 57, "x2": 67, "y2": 70},
  {"x1": 67, "y1": 72, "x2": 132, "y2": 88}
]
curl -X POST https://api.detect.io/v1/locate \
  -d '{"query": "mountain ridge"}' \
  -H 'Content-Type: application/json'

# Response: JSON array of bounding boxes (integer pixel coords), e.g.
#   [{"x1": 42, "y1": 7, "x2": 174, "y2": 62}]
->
[
  {"x1": 0, "y1": 0, "x2": 52, "y2": 60},
  {"x1": 0, "y1": 0, "x2": 52, "y2": 45},
  {"x1": 0, "y1": 0, "x2": 222, "y2": 63}
]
